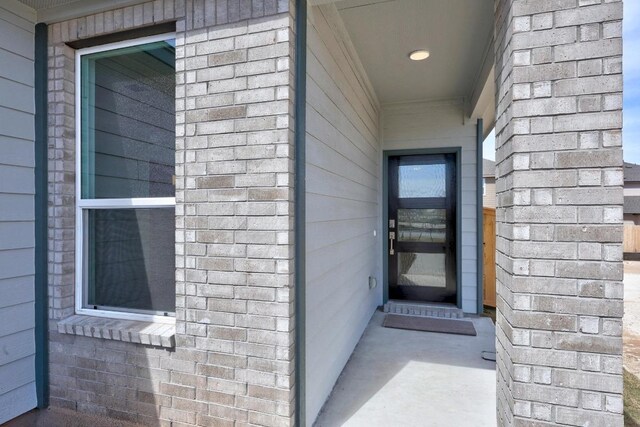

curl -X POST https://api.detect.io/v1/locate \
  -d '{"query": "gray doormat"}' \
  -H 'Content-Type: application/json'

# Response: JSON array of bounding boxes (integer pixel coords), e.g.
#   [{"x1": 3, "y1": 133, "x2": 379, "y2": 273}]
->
[{"x1": 383, "y1": 314, "x2": 477, "y2": 336}]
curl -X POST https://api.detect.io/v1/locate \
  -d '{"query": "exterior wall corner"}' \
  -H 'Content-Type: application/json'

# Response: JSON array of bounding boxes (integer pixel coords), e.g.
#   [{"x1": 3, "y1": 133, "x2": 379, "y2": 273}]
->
[
  {"x1": 494, "y1": 0, "x2": 624, "y2": 425},
  {"x1": 46, "y1": 1, "x2": 298, "y2": 425}
]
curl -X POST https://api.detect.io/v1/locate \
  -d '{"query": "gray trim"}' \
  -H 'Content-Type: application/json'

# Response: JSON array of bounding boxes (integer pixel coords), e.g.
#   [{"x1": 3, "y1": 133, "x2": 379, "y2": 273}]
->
[
  {"x1": 382, "y1": 148, "x2": 463, "y2": 309},
  {"x1": 66, "y1": 21, "x2": 176, "y2": 49},
  {"x1": 35, "y1": 21, "x2": 49, "y2": 408},
  {"x1": 294, "y1": 0, "x2": 307, "y2": 425},
  {"x1": 383, "y1": 157, "x2": 389, "y2": 303},
  {"x1": 455, "y1": 149, "x2": 462, "y2": 310},
  {"x1": 476, "y1": 119, "x2": 484, "y2": 314},
  {"x1": 624, "y1": 162, "x2": 640, "y2": 183},
  {"x1": 625, "y1": 195, "x2": 640, "y2": 215}
]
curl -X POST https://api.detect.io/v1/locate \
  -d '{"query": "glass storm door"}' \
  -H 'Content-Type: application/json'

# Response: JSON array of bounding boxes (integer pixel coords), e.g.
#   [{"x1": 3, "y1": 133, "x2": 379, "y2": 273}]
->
[{"x1": 388, "y1": 154, "x2": 457, "y2": 303}]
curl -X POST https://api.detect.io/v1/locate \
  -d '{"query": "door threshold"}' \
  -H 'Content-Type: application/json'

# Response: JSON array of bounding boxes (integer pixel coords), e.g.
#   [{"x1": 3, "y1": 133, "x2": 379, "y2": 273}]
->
[
  {"x1": 387, "y1": 299, "x2": 458, "y2": 308},
  {"x1": 383, "y1": 300, "x2": 463, "y2": 319}
]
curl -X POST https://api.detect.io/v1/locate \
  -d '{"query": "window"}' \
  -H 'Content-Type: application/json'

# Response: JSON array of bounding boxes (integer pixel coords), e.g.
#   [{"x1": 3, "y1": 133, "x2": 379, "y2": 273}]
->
[{"x1": 75, "y1": 34, "x2": 176, "y2": 323}]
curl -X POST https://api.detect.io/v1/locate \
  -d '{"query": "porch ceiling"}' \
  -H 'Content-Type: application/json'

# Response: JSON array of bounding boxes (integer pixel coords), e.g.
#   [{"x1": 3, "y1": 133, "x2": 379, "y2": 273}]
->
[
  {"x1": 18, "y1": 0, "x2": 76, "y2": 7},
  {"x1": 335, "y1": 0, "x2": 494, "y2": 105},
  {"x1": 18, "y1": 0, "x2": 143, "y2": 23}
]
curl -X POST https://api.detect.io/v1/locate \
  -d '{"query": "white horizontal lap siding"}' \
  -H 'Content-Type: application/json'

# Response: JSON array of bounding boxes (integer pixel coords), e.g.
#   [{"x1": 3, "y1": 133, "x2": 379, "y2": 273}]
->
[
  {"x1": 305, "y1": 5, "x2": 381, "y2": 425},
  {"x1": 383, "y1": 100, "x2": 479, "y2": 313},
  {"x1": 0, "y1": 0, "x2": 37, "y2": 424}
]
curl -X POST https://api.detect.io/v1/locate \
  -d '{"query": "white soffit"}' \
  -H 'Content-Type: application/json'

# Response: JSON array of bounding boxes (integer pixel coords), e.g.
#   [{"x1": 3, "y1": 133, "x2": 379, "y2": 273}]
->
[
  {"x1": 18, "y1": 0, "x2": 76, "y2": 7},
  {"x1": 335, "y1": 0, "x2": 494, "y2": 105}
]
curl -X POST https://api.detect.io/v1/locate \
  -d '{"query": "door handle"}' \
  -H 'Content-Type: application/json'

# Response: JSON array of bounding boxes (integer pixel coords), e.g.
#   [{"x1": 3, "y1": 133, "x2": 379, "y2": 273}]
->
[{"x1": 389, "y1": 231, "x2": 395, "y2": 255}]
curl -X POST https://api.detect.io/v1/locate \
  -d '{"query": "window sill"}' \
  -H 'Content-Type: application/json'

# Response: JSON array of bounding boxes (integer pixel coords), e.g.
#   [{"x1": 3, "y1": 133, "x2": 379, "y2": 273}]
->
[{"x1": 57, "y1": 314, "x2": 175, "y2": 348}]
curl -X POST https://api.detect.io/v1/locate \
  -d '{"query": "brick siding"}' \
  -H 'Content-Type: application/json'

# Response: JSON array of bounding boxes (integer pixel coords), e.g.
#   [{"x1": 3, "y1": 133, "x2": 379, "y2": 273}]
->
[
  {"x1": 494, "y1": 0, "x2": 624, "y2": 425},
  {"x1": 44, "y1": 0, "x2": 628, "y2": 425},
  {"x1": 47, "y1": 1, "x2": 296, "y2": 425}
]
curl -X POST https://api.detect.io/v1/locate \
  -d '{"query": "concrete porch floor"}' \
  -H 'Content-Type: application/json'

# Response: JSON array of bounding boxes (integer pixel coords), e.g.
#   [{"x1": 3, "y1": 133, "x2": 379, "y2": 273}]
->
[
  {"x1": 5, "y1": 406, "x2": 143, "y2": 427},
  {"x1": 314, "y1": 311, "x2": 497, "y2": 427}
]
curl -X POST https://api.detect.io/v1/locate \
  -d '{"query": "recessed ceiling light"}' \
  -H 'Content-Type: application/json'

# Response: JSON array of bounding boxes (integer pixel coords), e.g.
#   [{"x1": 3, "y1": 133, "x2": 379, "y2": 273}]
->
[{"x1": 409, "y1": 50, "x2": 430, "y2": 61}]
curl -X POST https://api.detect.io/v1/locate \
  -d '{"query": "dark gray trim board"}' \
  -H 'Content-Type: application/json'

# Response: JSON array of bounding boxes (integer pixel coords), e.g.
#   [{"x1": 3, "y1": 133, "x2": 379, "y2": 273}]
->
[
  {"x1": 294, "y1": 0, "x2": 307, "y2": 425},
  {"x1": 66, "y1": 21, "x2": 176, "y2": 49},
  {"x1": 35, "y1": 22, "x2": 49, "y2": 408},
  {"x1": 382, "y1": 148, "x2": 463, "y2": 310},
  {"x1": 476, "y1": 119, "x2": 484, "y2": 314}
]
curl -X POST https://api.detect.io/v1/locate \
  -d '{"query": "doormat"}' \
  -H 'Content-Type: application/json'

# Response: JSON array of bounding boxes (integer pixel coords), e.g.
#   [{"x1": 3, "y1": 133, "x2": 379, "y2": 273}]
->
[{"x1": 383, "y1": 314, "x2": 477, "y2": 336}]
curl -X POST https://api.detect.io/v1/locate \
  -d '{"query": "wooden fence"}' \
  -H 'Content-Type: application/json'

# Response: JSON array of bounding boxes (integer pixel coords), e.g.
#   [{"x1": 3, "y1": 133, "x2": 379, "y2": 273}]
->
[
  {"x1": 483, "y1": 208, "x2": 496, "y2": 308},
  {"x1": 625, "y1": 224, "x2": 640, "y2": 253}
]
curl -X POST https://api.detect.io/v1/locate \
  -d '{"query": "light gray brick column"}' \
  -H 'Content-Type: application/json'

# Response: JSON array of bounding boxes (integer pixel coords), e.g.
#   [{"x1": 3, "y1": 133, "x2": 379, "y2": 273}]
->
[
  {"x1": 175, "y1": 1, "x2": 297, "y2": 426},
  {"x1": 47, "y1": 1, "x2": 297, "y2": 425},
  {"x1": 494, "y1": 0, "x2": 624, "y2": 425}
]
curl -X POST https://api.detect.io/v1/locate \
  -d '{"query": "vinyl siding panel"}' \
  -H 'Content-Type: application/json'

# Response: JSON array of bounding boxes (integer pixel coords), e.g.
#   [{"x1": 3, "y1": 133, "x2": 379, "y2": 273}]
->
[
  {"x1": 305, "y1": 5, "x2": 381, "y2": 425},
  {"x1": 383, "y1": 100, "x2": 479, "y2": 313},
  {"x1": 0, "y1": 0, "x2": 37, "y2": 423}
]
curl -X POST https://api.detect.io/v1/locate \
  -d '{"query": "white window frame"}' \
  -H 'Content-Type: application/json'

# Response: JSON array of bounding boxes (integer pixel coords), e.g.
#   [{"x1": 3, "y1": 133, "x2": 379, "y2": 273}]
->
[{"x1": 74, "y1": 33, "x2": 176, "y2": 324}]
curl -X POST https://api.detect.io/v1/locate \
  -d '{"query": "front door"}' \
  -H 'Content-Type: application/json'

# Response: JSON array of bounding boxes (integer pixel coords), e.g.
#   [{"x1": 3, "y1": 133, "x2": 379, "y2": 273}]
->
[{"x1": 388, "y1": 154, "x2": 457, "y2": 303}]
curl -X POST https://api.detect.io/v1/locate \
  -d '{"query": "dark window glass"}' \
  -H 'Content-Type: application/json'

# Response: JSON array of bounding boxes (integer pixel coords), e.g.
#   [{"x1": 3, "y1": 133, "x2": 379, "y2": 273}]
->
[
  {"x1": 86, "y1": 208, "x2": 175, "y2": 313},
  {"x1": 81, "y1": 40, "x2": 176, "y2": 199},
  {"x1": 397, "y1": 209, "x2": 447, "y2": 243}
]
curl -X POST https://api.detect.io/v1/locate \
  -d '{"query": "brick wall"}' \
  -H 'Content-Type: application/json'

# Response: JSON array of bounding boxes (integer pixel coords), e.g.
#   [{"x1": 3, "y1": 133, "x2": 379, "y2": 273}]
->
[
  {"x1": 47, "y1": 1, "x2": 297, "y2": 425},
  {"x1": 494, "y1": 0, "x2": 624, "y2": 425}
]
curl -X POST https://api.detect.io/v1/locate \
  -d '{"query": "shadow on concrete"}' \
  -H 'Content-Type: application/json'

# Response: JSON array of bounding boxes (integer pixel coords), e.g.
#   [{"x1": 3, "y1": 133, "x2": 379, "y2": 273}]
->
[
  {"x1": 313, "y1": 310, "x2": 497, "y2": 427},
  {"x1": 5, "y1": 406, "x2": 144, "y2": 427}
]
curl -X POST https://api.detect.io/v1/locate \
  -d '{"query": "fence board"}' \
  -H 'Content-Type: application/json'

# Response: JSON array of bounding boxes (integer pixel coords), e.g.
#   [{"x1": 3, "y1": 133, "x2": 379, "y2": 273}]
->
[
  {"x1": 624, "y1": 224, "x2": 640, "y2": 253},
  {"x1": 483, "y1": 208, "x2": 496, "y2": 308}
]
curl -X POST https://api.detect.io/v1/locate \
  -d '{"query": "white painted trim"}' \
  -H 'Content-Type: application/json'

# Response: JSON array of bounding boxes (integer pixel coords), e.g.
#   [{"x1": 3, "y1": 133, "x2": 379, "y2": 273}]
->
[
  {"x1": 77, "y1": 197, "x2": 176, "y2": 208},
  {"x1": 75, "y1": 308, "x2": 176, "y2": 324},
  {"x1": 318, "y1": 4, "x2": 380, "y2": 109},
  {"x1": 468, "y1": 27, "x2": 495, "y2": 118},
  {"x1": 74, "y1": 33, "x2": 177, "y2": 324},
  {"x1": 469, "y1": 66, "x2": 496, "y2": 138},
  {"x1": 76, "y1": 32, "x2": 175, "y2": 57},
  {"x1": 74, "y1": 36, "x2": 84, "y2": 322}
]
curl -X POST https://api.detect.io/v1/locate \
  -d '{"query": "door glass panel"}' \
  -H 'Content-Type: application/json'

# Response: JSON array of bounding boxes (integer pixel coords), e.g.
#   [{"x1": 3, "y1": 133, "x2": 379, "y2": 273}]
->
[
  {"x1": 397, "y1": 252, "x2": 446, "y2": 288},
  {"x1": 399, "y1": 163, "x2": 446, "y2": 198},
  {"x1": 398, "y1": 209, "x2": 446, "y2": 243}
]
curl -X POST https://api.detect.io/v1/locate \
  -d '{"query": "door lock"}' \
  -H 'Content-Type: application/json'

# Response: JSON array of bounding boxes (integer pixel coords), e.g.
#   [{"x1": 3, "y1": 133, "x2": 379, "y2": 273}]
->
[{"x1": 389, "y1": 231, "x2": 395, "y2": 255}]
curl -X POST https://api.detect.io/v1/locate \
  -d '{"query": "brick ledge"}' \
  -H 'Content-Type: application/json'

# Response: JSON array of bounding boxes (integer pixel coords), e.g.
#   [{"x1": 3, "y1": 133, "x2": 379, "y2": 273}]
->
[{"x1": 57, "y1": 315, "x2": 175, "y2": 348}]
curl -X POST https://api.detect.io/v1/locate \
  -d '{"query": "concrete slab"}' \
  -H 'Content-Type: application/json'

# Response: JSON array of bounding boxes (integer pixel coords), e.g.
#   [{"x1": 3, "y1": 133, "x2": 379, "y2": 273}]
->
[
  {"x1": 624, "y1": 261, "x2": 640, "y2": 377},
  {"x1": 5, "y1": 407, "x2": 144, "y2": 427},
  {"x1": 314, "y1": 311, "x2": 497, "y2": 427}
]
